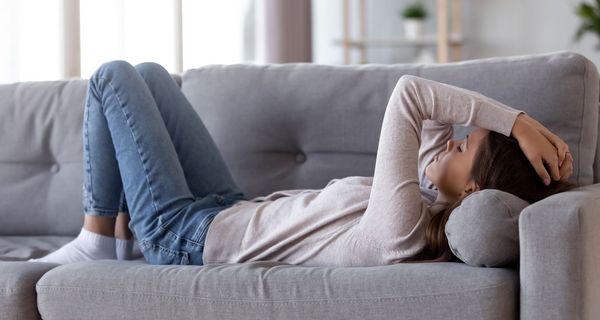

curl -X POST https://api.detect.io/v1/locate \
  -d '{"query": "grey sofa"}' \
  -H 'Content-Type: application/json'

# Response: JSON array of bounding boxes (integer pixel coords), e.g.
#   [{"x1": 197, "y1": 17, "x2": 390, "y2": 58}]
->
[{"x1": 1, "y1": 50, "x2": 599, "y2": 320}]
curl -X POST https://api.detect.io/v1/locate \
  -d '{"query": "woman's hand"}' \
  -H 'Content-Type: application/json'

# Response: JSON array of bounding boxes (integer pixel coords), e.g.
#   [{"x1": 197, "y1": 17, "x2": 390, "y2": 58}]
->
[{"x1": 510, "y1": 113, "x2": 573, "y2": 185}]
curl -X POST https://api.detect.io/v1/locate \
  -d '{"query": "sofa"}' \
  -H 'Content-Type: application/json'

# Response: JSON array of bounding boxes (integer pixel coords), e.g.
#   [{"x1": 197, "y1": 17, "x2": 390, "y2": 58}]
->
[{"x1": 0, "y1": 50, "x2": 599, "y2": 320}]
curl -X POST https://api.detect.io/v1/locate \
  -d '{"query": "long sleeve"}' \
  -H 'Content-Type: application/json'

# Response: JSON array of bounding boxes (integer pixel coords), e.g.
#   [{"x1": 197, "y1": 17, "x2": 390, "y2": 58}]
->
[
  {"x1": 357, "y1": 75, "x2": 525, "y2": 259},
  {"x1": 417, "y1": 119, "x2": 454, "y2": 190}
]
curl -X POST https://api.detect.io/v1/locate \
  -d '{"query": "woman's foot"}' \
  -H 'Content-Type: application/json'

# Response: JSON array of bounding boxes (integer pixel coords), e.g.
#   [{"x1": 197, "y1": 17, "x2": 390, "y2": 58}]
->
[
  {"x1": 116, "y1": 238, "x2": 135, "y2": 260},
  {"x1": 115, "y1": 212, "x2": 135, "y2": 260},
  {"x1": 29, "y1": 228, "x2": 117, "y2": 264}
]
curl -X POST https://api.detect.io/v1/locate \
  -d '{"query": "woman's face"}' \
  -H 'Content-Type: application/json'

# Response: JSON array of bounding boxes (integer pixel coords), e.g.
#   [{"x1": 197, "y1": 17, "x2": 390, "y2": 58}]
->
[{"x1": 425, "y1": 128, "x2": 489, "y2": 201}]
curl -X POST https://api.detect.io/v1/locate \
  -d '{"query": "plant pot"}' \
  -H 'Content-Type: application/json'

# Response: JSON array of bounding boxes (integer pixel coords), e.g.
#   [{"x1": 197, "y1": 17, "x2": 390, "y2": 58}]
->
[{"x1": 404, "y1": 18, "x2": 424, "y2": 39}]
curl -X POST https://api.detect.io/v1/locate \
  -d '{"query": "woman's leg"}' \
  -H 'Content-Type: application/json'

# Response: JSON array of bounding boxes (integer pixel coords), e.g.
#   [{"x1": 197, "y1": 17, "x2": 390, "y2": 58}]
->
[
  {"x1": 29, "y1": 64, "x2": 127, "y2": 263},
  {"x1": 114, "y1": 62, "x2": 246, "y2": 221},
  {"x1": 134, "y1": 62, "x2": 244, "y2": 200},
  {"x1": 84, "y1": 216, "x2": 117, "y2": 237},
  {"x1": 115, "y1": 212, "x2": 132, "y2": 240},
  {"x1": 115, "y1": 211, "x2": 134, "y2": 260},
  {"x1": 33, "y1": 60, "x2": 241, "y2": 265},
  {"x1": 111, "y1": 62, "x2": 246, "y2": 261},
  {"x1": 82, "y1": 60, "x2": 244, "y2": 265}
]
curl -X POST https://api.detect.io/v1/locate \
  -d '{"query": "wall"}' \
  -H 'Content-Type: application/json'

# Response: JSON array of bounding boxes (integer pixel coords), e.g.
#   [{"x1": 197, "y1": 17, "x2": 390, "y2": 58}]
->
[{"x1": 312, "y1": 0, "x2": 600, "y2": 68}]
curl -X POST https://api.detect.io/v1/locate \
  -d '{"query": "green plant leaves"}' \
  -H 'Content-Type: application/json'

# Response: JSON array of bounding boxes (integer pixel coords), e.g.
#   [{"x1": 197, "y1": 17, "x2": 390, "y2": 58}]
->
[
  {"x1": 574, "y1": 1, "x2": 600, "y2": 48},
  {"x1": 401, "y1": 2, "x2": 427, "y2": 19}
]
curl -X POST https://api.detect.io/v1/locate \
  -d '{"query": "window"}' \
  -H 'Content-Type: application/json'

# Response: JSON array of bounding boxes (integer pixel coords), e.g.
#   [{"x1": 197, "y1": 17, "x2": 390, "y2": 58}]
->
[
  {"x1": 182, "y1": 0, "x2": 254, "y2": 70},
  {"x1": 79, "y1": 0, "x2": 179, "y2": 78},
  {"x1": 0, "y1": 0, "x2": 62, "y2": 83},
  {"x1": 1, "y1": 0, "x2": 255, "y2": 83}
]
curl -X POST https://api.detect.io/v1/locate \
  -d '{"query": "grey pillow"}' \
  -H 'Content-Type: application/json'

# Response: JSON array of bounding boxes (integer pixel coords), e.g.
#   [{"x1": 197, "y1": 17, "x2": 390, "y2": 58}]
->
[{"x1": 445, "y1": 189, "x2": 530, "y2": 267}]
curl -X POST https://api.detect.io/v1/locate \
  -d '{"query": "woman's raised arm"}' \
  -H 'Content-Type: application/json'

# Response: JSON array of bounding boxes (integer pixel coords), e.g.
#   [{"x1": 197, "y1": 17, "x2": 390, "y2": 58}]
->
[{"x1": 356, "y1": 75, "x2": 524, "y2": 257}]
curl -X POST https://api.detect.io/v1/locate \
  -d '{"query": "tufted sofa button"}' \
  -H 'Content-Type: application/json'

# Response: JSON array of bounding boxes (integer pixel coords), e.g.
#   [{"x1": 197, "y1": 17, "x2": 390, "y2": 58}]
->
[
  {"x1": 50, "y1": 164, "x2": 60, "y2": 173},
  {"x1": 295, "y1": 152, "x2": 306, "y2": 163}
]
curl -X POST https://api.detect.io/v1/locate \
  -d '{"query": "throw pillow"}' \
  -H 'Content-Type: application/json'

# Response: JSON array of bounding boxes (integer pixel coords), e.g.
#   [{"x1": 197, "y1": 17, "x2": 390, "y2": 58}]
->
[{"x1": 445, "y1": 189, "x2": 529, "y2": 267}]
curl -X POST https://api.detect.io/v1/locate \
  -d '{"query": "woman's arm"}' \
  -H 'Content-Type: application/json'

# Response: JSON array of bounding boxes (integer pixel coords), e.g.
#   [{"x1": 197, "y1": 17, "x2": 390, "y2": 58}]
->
[
  {"x1": 358, "y1": 75, "x2": 524, "y2": 254},
  {"x1": 418, "y1": 118, "x2": 453, "y2": 190}
]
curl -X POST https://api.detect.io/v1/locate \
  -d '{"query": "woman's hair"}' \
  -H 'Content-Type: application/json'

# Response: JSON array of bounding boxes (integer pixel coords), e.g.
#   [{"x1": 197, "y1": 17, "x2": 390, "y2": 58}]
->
[{"x1": 403, "y1": 131, "x2": 578, "y2": 263}]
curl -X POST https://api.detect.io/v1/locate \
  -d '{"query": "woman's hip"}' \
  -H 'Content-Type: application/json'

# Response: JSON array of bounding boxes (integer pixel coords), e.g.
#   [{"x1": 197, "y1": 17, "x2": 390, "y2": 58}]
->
[{"x1": 138, "y1": 192, "x2": 244, "y2": 265}]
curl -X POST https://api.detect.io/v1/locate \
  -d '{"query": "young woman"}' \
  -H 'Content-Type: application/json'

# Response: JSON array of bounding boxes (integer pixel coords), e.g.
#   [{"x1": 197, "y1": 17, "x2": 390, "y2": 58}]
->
[{"x1": 30, "y1": 61, "x2": 575, "y2": 267}]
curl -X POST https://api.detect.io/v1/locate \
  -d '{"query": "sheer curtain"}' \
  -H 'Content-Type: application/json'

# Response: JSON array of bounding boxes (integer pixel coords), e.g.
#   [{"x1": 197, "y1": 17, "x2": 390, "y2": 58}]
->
[
  {"x1": 0, "y1": 0, "x2": 63, "y2": 83},
  {"x1": 80, "y1": 0, "x2": 260, "y2": 78},
  {"x1": 0, "y1": 0, "x2": 312, "y2": 84},
  {"x1": 79, "y1": 0, "x2": 179, "y2": 78},
  {"x1": 255, "y1": 0, "x2": 312, "y2": 63}
]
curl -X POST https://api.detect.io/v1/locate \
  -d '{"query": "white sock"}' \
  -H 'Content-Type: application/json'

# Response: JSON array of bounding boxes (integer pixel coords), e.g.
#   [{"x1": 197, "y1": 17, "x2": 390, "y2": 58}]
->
[
  {"x1": 116, "y1": 238, "x2": 134, "y2": 260},
  {"x1": 29, "y1": 228, "x2": 116, "y2": 264}
]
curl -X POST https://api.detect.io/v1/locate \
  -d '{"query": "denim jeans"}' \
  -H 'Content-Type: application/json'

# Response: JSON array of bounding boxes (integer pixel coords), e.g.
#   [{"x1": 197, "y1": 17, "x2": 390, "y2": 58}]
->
[{"x1": 82, "y1": 60, "x2": 246, "y2": 265}]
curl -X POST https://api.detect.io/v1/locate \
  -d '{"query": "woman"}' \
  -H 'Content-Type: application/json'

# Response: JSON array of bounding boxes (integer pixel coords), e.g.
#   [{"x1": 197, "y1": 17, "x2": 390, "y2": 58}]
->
[{"x1": 30, "y1": 61, "x2": 575, "y2": 266}]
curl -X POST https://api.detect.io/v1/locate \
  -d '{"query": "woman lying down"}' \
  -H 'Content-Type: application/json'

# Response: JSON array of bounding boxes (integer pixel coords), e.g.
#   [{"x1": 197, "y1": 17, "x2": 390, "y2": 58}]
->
[{"x1": 30, "y1": 61, "x2": 576, "y2": 267}]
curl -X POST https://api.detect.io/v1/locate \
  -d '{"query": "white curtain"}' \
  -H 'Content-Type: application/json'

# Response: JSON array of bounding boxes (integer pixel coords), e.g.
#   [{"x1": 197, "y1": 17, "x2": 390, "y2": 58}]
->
[
  {"x1": 0, "y1": 0, "x2": 312, "y2": 84},
  {"x1": 255, "y1": 0, "x2": 312, "y2": 63},
  {"x1": 0, "y1": 0, "x2": 63, "y2": 83}
]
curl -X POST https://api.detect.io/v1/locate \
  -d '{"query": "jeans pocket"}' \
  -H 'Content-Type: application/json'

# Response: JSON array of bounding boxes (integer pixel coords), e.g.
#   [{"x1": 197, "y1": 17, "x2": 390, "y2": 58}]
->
[{"x1": 138, "y1": 239, "x2": 190, "y2": 265}]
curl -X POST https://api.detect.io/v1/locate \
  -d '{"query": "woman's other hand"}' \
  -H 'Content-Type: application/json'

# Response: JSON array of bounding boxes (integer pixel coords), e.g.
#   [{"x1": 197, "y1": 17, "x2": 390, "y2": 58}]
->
[
  {"x1": 510, "y1": 113, "x2": 573, "y2": 185},
  {"x1": 559, "y1": 151, "x2": 574, "y2": 182}
]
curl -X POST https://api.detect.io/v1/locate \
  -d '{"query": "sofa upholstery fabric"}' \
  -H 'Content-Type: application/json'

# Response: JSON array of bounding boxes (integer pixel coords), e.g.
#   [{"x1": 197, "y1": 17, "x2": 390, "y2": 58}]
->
[
  {"x1": 36, "y1": 260, "x2": 517, "y2": 320},
  {"x1": 0, "y1": 80, "x2": 88, "y2": 236},
  {"x1": 180, "y1": 51, "x2": 598, "y2": 202},
  {"x1": 0, "y1": 261, "x2": 58, "y2": 319},
  {"x1": 0, "y1": 51, "x2": 598, "y2": 320},
  {"x1": 519, "y1": 182, "x2": 600, "y2": 319},
  {"x1": 445, "y1": 189, "x2": 529, "y2": 267}
]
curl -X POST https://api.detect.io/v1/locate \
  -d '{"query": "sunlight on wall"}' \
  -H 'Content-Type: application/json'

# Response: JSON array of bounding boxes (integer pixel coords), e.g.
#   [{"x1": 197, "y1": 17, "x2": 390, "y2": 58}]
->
[
  {"x1": 0, "y1": 0, "x2": 62, "y2": 83},
  {"x1": 1, "y1": 0, "x2": 254, "y2": 83},
  {"x1": 80, "y1": 0, "x2": 177, "y2": 78},
  {"x1": 182, "y1": 0, "x2": 252, "y2": 70}
]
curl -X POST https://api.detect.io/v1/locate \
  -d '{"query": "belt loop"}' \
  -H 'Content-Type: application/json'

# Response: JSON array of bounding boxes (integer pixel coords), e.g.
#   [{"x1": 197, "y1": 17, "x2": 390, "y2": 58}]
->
[{"x1": 213, "y1": 193, "x2": 225, "y2": 205}]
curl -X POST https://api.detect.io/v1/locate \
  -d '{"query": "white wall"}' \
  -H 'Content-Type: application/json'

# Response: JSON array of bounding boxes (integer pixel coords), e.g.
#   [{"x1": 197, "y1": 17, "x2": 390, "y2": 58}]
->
[{"x1": 312, "y1": 0, "x2": 600, "y2": 68}]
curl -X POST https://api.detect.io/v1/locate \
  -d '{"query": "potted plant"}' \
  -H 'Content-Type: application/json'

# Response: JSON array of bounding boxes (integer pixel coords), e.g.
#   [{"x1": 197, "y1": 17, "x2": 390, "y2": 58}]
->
[
  {"x1": 401, "y1": 1, "x2": 428, "y2": 39},
  {"x1": 573, "y1": 0, "x2": 600, "y2": 49}
]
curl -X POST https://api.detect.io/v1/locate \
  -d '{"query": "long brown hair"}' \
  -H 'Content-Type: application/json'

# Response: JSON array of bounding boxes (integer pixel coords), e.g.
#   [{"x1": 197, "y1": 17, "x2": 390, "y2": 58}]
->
[{"x1": 403, "y1": 131, "x2": 578, "y2": 263}]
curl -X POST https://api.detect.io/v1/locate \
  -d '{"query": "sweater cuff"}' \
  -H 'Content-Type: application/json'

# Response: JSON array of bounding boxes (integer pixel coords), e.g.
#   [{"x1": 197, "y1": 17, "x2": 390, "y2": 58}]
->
[
  {"x1": 486, "y1": 108, "x2": 526, "y2": 137},
  {"x1": 504, "y1": 110, "x2": 526, "y2": 137}
]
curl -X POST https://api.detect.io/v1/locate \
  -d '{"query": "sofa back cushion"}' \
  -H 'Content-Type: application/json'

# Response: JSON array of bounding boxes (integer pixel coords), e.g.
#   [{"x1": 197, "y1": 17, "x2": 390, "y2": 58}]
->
[
  {"x1": 0, "y1": 51, "x2": 597, "y2": 236},
  {"x1": 0, "y1": 76, "x2": 183, "y2": 236},
  {"x1": 181, "y1": 51, "x2": 599, "y2": 201},
  {"x1": 0, "y1": 80, "x2": 88, "y2": 235}
]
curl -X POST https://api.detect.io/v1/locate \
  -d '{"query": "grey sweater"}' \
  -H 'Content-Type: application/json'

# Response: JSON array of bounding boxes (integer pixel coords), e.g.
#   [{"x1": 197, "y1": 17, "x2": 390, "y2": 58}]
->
[{"x1": 202, "y1": 75, "x2": 525, "y2": 267}]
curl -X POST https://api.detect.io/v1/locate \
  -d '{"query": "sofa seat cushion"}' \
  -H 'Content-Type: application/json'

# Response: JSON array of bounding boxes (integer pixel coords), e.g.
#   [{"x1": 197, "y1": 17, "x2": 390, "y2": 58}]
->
[
  {"x1": 0, "y1": 236, "x2": 70, "y2": 319},
  {"x1": 0, "y1": 235, "x2": 145, "y2": 262},
  {"x1": 0, "y1": 261, "x2": 59, "y2": 320},
  {"x1": 0, "y1": 236, "x2": 73, "y2": 261},
  {"x1": 37, "y1": 260, "x2": 517, "y2": 320}
]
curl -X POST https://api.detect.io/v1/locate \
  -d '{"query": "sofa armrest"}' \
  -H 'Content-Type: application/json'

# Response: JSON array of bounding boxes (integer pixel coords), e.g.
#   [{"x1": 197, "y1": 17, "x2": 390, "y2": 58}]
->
[{"x1": 519, "y1": 183, "x2": 600, "y2": 320}]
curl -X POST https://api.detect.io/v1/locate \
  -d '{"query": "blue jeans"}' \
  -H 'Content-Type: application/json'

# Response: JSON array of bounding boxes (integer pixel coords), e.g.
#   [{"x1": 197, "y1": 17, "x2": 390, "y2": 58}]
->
[{"x1": 82, "y1": 60, "x2": 246, "y2": 265}]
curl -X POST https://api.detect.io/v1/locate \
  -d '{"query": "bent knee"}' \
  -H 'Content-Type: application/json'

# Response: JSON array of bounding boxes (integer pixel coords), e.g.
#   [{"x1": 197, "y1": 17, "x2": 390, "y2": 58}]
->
[
  {"x1": 135, "y1": 62, "x2": 168, "y2": 78},
  {"x1": 91, "y1": 60, "x2": 135, "y2": 81}
]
